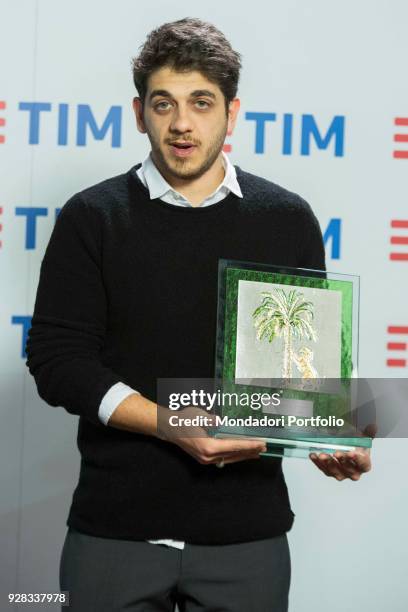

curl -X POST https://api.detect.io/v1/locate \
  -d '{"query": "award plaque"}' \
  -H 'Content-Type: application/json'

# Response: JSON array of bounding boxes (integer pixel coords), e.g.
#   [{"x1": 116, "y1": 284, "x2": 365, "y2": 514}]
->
[{"x1": 213, "y1": 259, "x2": 373, "y2": 458}]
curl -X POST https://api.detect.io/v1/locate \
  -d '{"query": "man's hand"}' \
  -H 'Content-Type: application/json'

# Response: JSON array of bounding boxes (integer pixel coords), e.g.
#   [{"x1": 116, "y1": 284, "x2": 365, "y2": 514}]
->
[
  {"x1": 175, "y1": 435, "x2": 267, "y2": 466},
  {"x1": 309, "y1": 448, "x2": 371, "y2": 481},
  {"x1": 108, "y1": 395, "x2": 266, "y2": 465},
  {"x1": 159, "y1": 405, "x2": 267, "y2": 466}
]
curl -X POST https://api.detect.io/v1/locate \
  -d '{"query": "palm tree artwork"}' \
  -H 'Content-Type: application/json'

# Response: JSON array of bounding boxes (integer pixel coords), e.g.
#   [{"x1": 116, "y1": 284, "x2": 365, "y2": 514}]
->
[{"x1": 252, "y1": 288, "x2": 318, "y2": 379}]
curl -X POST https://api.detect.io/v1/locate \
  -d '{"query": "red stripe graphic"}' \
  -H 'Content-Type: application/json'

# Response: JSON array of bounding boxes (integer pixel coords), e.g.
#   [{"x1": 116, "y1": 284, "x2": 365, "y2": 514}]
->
[
  {"x1": 388, "y1": 326, "x2": 408, "y2": 334},
  {"x1": 393, "y1": 151, "x2": 408, "y2": 159},
  {"x1": 387, "y1": 359, "x2": 406, "y2": 367},
  {"x1": 391, "y1": 220, "x2": 408, "y2": 228},
  {"x1": 387, "y1": 342, "x2": 407, "y2": 350},
  {"x1": 395, "y1": 117, "x2": 408, "y2": 126},
  {"x1": 391, "y1": 219, "x2": 408, "y2": 258},
  {"x1": 394, "y1": 134, "x2": 408, "y2": 142},
  {"x1": 391, "y1": 236, "x2": 408, "y2": 245},
  {"x1": 390, "y1": 253, "x2": 408, "y2": 260},
  {"x1": 0, "y1": 101, "x2": 5, "y2": 144},
  {"x1": 223, "y1": 144, "x2": 232, "y2": 153}
]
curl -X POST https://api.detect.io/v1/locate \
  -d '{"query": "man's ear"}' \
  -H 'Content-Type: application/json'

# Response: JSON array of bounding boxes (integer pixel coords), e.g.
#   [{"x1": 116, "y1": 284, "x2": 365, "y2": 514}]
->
[
  {"x1": 227, "y1": 98, "x2": 240, "y2": 136},
  {"x1": 132, "y1": 97, "x2": 147, "y2": 134}
]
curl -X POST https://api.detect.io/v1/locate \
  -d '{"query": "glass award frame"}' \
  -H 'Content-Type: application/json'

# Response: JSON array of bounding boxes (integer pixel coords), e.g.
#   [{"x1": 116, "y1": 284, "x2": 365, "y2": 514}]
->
[{"x1": 213, "y1": 259, "x2": 372, "y2": 458}]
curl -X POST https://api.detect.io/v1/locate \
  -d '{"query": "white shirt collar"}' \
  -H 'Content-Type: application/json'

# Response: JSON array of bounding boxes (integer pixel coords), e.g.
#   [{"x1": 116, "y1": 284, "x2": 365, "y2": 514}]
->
[{"x1": 137, "y1": 151, "x2": 243, "y2": 206}]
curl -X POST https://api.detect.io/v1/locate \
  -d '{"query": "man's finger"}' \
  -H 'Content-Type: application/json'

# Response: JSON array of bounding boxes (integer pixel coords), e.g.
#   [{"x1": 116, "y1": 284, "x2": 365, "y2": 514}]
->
[
  {"x1": 220, "y1": 450, "x2": 264, "y2": 465},
  {"x1": 316, "y1": 450, "x2": 371, "y2": 480},
  {"x1": 362, "y1": 423, "x2": 377, "y2": 439},
  {"x1": 310, "y1": 453, "x2": 349, "y2": 480},
  {"x1": 332, "y1": 451, "x2": 360, "y2": 479},
  {"x1": 207, "y1": 438, "x2": 267, "y2": 455},
  {"x1": 316, "y1": 454, "x2": 346, "y2": 480},
  {"x1": 345, "y1": 450, "x2": 371, "y2": 473},
  {"x1": 310, "y1": 453, "x2": 333, "y2": 477}
]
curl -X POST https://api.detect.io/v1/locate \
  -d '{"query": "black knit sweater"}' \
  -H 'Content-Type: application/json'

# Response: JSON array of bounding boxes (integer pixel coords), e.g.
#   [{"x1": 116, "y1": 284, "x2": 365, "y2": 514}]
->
[{"x1": 26, "y1": 164, "x2": 325, "y2": 544}]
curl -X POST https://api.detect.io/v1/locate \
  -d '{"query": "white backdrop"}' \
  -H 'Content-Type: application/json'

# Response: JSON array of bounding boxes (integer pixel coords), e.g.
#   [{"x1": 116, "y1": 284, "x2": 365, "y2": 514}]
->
[{"x1": 1, "y1": 1, "x2": 407, "y2": 610}]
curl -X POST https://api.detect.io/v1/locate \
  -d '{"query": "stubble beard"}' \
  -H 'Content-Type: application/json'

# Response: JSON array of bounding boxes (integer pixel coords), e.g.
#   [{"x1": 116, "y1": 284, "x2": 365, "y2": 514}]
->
[{"x1": 150, "y1": 122, "x2": 228, "y2": 182}]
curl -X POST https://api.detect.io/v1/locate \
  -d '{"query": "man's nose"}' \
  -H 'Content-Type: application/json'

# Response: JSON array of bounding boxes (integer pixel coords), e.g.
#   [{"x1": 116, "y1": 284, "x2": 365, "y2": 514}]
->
[{"x1": 169, "y1": 106, "x2": 193, "y2": 134}]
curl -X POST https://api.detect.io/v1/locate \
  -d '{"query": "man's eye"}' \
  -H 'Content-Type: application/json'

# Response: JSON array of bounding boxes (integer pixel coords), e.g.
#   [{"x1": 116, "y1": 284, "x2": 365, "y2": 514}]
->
[
  {"x1": 155, "y1": 101, "x2": 171, "y2": 111},
  {"x1": 195, "y1": 100, "x2": 210, "y2": 109}
]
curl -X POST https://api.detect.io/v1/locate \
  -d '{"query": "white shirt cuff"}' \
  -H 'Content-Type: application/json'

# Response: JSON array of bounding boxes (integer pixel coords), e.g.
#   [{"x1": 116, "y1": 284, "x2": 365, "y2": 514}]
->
[
  {"x1": 98, "y1": 382, "x2": 140, "y2": 425},
  {"x1": 148, "y1": 539, "x2": 185, "y2": 550}
]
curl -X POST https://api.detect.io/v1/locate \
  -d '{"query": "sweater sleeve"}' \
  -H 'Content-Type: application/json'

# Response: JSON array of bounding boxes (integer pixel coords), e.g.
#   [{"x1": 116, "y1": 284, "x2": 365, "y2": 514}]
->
[
  {"x1": 297, "y1": 199, "x2": 326, "y2": 272},
  {"x1": 25, "y1": 193, "x2": 124, "y2": 426}
]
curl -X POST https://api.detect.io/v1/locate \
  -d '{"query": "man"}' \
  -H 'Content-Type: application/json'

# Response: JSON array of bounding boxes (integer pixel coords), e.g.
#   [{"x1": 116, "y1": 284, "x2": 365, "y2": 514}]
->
[{"x1": 26, "y1": 17, "x2": 371, "y2": 612}]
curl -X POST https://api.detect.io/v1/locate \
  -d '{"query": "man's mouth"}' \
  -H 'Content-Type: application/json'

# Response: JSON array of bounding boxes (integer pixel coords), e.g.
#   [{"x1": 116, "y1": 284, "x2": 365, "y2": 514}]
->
[{"x1": 169, "y1": 141, "x2": 197, "y2": 158}]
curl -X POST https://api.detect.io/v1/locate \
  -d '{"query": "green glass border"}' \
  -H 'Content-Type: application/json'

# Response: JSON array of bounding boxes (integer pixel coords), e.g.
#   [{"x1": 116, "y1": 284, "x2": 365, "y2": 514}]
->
[
  {"x1": 214, "y1": 260, "x2": 370, "y2": 449},
  {"x1": 223, "y1": 268, "x2": 353, "y2": 380}
]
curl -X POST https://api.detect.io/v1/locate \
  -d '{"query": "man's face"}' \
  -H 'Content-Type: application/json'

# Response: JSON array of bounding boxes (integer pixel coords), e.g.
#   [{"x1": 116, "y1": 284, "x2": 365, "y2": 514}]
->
[{"x1": 133, "y1": 66, "x2": 240, "y2": 181}]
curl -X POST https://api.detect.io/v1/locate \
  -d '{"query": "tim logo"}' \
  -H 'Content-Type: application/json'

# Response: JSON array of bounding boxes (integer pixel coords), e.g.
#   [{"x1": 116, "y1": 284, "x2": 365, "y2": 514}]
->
[
  {"x1": 390, "y1": 220, "x2": 408, "y2": 261},
  {"x1": 386, "y1": 326, "x2": 408, "y2": 368},
  {"x1": 245, "y1": 113, "x2": 345, "y2": 157},
  {"x1": 393, "y1": 118, "x2": 408, "y2": 159},
  {"x1": 323, "y1": 219, "x2": 341, "y2": 259},
  {"x1": 0, "y1": 101, "x2": 121, "y2": 147}
]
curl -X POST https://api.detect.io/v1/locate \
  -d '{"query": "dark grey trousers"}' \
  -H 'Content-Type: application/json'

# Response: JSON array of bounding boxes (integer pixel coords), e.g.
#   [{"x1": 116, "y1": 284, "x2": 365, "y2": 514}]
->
[{"x1": 59, "y1": 527, "x2": 290, "y2": 611}]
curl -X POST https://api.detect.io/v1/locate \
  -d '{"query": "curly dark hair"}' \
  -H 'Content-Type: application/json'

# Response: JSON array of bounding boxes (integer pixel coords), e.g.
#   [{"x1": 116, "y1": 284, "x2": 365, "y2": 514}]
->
[{"x1": 132, "y1": 18, "x2": 242, "y2": 113}]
